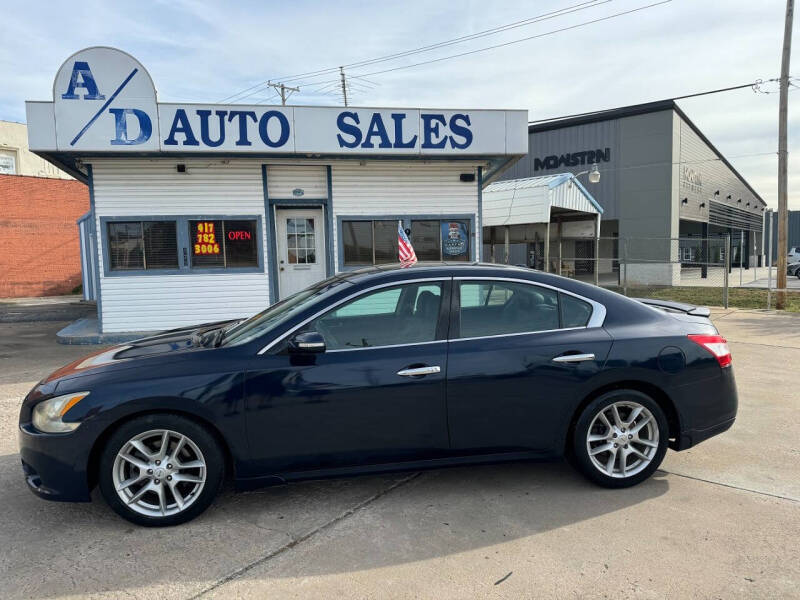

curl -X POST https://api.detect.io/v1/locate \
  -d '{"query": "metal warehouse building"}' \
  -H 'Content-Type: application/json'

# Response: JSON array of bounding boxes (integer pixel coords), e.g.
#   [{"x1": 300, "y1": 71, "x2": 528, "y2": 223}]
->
[
  {"x1": 25, "y1": 47, "x2": 526, "y2": 334},
  {"x1": 499, "y1": 100, "x2": 767, "y2": 284}
]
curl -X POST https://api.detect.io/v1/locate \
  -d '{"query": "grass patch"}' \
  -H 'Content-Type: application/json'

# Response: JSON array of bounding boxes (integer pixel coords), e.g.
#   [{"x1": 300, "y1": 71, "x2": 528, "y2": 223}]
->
[{"x1": 607, "y1": 286, "x2": 800, "y2": 312}]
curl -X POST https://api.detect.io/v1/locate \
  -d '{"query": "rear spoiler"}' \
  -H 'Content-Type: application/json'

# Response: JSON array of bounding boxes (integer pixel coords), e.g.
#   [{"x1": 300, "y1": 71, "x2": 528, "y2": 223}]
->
[{"x1": 632, "y1": 298, "x2": 712, "y2": 317}]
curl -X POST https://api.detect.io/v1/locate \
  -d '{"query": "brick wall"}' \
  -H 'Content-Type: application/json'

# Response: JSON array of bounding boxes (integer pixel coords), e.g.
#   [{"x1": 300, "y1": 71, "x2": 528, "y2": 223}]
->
[{"x1": 0, "y1": 174, "x2": 89, "y2": 297}]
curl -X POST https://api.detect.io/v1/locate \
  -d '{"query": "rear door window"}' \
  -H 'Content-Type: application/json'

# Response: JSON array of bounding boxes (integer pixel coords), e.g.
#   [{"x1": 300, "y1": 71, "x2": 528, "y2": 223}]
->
[
  {"x1": 457, "y1": 281, "x2": 559, "y2": 338},
  {"x1": 560, "y1": 293, "x2": 592, "y2": 328},
  {"x1": 455, "y1": 281, "x2": 594, "y2": 338}
]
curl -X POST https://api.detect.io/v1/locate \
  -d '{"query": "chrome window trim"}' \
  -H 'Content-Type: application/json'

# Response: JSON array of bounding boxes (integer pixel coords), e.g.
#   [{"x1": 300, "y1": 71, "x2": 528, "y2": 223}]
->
[
  {"x1": 257, "y1": 274, "x2": 607, "y2": 354},
  {"x1": 327, "y1": 339, "x2": 445, "y2": 353},
  {"x1": 257, "y1": 277, "x2": 449, "y2": 355},
  {"x1": 453, "y1": 276, "x2": 607, "y2": 330},
  {"x1": 450, "y1": 326, "x2": 587, "y2": 344}
]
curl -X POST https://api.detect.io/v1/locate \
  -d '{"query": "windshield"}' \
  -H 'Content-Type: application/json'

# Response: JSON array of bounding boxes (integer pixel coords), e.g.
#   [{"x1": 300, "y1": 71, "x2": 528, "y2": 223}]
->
[{"x1": 221, "y1": 277, "x2": 351, "y2": 347}]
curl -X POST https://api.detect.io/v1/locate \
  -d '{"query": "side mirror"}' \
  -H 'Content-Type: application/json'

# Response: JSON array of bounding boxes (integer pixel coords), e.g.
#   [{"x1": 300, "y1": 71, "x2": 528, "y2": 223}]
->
[{"x1": 288, "y1": 331, "x2": 326, "y2": 354}]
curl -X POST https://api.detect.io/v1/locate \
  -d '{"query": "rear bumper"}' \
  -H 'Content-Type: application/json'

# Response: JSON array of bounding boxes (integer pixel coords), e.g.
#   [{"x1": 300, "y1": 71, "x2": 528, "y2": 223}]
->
[
  {"x1": 673, "y1": 416, "x2": 735, "y2": 451},
  {"x1": 671, "y1": 365, "x2": 738, "y2": 451}
]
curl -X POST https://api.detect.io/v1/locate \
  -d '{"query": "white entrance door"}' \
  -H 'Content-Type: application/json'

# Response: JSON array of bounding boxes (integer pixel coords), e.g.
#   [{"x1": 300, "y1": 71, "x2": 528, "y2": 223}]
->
[{"x1": 275, "y1": 208, "x2": 326, "y2": 298}]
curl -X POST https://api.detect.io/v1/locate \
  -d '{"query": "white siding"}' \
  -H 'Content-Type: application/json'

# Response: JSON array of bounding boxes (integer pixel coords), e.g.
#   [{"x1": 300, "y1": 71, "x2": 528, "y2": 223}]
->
[
  {"x1": 267, "y1": 165, "x2": 327, "y2": 198},
  {"x1": 91, "y1": 158, "x2": 269, "y2": 333},
  {"x1": 331, "y1": 161, "x2": 482, "y2": 266}
]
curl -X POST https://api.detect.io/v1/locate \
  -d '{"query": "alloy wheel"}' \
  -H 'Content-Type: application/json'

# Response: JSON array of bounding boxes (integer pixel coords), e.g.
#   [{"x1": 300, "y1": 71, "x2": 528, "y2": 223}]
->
[
  {"x1": 585, "y1": 401, "x2": 660, "y2": 478},
  {"x1": 112, "y1": 429, "x2": 207, "y2": 517}
]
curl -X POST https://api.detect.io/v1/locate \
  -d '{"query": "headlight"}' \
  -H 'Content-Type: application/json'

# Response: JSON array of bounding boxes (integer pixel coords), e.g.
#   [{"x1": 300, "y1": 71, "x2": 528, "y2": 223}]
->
[{"x1": 32, "y1": 392, "x2": 90, "y2": 433}]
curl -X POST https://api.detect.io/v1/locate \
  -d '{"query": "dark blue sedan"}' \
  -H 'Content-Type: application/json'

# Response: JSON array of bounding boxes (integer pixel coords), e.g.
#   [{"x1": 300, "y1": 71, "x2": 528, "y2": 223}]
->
[{"x1": 19, "y1": 263, "x2": 737, "y2": 526}]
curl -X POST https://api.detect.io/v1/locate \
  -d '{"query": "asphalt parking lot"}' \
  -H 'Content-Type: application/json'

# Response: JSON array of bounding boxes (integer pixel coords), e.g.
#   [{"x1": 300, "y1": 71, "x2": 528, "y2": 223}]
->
[{"x1": 0, "y1": 305, "x2": 798, "y2": 599}]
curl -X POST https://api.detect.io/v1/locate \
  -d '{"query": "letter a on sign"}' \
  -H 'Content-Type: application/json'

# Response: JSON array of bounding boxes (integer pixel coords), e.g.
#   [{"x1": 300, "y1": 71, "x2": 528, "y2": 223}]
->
[{"x1": 61, "y1": 61, "x2": 105, "y2": 100}]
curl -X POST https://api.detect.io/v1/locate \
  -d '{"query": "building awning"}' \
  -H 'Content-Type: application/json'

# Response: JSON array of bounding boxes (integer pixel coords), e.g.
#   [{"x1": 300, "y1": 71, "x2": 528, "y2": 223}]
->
[{"x1": 482, "y1": 173, "x2": 602, "y2": 227}]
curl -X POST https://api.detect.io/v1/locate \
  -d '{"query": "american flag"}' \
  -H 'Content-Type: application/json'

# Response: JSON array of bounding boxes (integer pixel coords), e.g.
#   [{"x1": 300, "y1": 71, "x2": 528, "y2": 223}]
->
[{"x1": 398, "y1": 223, "x2": 417, "y2": 267}]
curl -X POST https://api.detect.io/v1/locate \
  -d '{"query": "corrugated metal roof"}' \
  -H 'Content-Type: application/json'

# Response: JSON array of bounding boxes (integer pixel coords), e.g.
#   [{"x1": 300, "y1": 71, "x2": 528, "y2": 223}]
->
[
  {"x1": 482, "y1": 173, "x2": 570, "y2": 192},
  {"x1": 482, "y1": 173, "x2": 603, "y2": 229}
]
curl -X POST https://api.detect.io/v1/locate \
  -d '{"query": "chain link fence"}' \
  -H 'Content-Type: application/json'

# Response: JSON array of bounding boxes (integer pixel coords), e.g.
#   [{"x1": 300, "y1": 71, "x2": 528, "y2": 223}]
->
[{"x1": 485, "y1": 235, "x2": 800, "y2": 312}]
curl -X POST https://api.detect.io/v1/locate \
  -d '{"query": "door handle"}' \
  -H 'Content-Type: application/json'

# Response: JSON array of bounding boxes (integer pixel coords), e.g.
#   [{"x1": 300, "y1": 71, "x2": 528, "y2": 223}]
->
[
  {"x1": 397, "y1": 365, "x2": 441, "y2": 377},
  {"x1": 552, "y1": 353, "x2": 595, "y2": 363}
]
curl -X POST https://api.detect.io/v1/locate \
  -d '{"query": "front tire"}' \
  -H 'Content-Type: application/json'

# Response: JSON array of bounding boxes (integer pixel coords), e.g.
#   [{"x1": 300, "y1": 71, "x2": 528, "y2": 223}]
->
[
  {"x1": 571, "y1": 390, "x2": 668, "y2": 488},
  {"x1": 98, "y1": 414, "x2": 224, "y2": 526}
]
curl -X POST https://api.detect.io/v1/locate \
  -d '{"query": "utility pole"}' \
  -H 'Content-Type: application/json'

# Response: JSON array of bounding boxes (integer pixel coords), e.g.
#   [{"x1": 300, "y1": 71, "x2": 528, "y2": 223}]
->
[
  {"x1": 777, "y1": 0, "x2": 794, "y2": 308},
  {"x1": 339, "y1": 67, "x2": 348, "y2": 107},
  {"x1": 266, "y1": 81, "x2": 300, "y2": 105}
]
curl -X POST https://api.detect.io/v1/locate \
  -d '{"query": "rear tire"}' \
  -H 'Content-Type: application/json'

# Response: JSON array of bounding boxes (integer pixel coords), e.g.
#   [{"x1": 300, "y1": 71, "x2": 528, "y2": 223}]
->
[
  {"x1": 571, "y1": 390, "x2": 668, "y2": 488},
  {"x1": 98, "y1": 414, "x2": 224, "y2": 526}
]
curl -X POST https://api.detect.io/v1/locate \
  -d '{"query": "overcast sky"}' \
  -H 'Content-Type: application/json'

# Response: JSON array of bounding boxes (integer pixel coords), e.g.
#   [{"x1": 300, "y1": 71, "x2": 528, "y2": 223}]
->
[{"x1": 1, "y1": 0, "x2": 797, "y2": 208}]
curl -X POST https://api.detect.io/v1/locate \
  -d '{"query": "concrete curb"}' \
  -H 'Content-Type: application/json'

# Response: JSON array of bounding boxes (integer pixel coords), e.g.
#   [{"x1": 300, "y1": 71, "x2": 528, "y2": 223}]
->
[{"x1": 56, "y1": 318, "x2": 156, "y2": 345}]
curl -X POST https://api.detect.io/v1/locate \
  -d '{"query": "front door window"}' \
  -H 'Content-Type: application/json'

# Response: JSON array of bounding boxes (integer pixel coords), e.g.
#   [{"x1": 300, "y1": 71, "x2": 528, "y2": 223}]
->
[
  {"x1": 303, "y1": 282, "x2": 444, "y2": 350},
  {"x1": 286, "y1": 218, "x2": 316, "y2": 264}
]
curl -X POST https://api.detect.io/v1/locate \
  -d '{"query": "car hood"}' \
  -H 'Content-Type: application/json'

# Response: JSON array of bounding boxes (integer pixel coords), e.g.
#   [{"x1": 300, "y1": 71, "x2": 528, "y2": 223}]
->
[{"x1": 42, "y1": 319, "x2": 239, "y2": 383}]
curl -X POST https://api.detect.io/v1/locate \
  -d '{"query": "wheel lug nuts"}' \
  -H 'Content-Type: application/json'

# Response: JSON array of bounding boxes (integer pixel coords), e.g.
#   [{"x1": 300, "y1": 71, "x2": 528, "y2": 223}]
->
[
  {"x1": 613, "y1": 443, "x2": 618, "y2": 448},
  {"x1": 624, "y1": 444, "x2": 628, "y2": 449},
  {"x1": 155, "y1": 460, "x2": 161, "y2": 466},
  {"x1": 154, "y1": 479, "x2": 160, "y2": 484},
  {"x1": 147, "y1": 468, "x2": 153, "y2": 474},
  {"x1": 621, "y1": 428, "x2": 626, "y2": 433},
  {"x1": 167, "y1": 464, "x2": 172, "y2": 469},
  {"x1": 628, "y1": 434, "x2": 633, "y2": 439},
  {"x1": 167, "y1": 475, "x2": 172, "y2": 481},
  {"x1": 612, "y1": 433, "x2": 617, "y2": 438}
]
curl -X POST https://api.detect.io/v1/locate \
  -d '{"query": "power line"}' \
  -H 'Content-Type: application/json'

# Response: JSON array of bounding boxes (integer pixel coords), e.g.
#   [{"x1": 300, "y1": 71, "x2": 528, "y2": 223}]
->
[
  {"x1": 349, "y1": 1, "x2": 672, "y2": 79},
  {"x1": 276, "y1": 0, "x2": 672, "y2": 92},
  {"x1": 528, "y1": 79, "x2": 783, "y2": 124},
  {"x1": 217, "y1": 0, "x2": 611, "y2": 103}
]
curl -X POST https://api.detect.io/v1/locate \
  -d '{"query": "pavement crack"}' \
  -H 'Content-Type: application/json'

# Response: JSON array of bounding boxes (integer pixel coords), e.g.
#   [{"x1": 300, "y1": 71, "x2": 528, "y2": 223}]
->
[
  {"x1": 658, "y1": 469, "x2": 799, "y2": 503},
  {"x1": 726, "y1": 340, "x2": 800, "y2": 351},
  {"x1": 187, "y1": 472, "x2": 423, "y2": 599}
]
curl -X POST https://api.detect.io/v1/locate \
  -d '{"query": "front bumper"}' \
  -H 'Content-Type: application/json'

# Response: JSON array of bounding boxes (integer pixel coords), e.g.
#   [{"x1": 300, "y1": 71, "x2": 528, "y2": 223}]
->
[{"x1": 18, "y1": 423, "x2": 93, "y2": 502}]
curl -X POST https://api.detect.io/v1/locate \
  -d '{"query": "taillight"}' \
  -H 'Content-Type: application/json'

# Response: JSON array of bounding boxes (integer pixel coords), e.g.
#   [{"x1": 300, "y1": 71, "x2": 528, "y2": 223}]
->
[{"x1": 688, "y1": 334, "x2": 732, "y2": 368}]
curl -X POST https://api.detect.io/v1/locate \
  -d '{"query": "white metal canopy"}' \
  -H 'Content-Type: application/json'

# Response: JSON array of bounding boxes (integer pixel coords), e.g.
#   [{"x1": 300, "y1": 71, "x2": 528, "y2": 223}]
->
[{"x1": 482, "y1": 173, "x2": 603, "y2": 228}]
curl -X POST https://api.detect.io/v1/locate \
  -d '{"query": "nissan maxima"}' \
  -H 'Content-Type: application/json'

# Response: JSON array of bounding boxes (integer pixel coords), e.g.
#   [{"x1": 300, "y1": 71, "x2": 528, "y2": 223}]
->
[{"x1": 18, "y1": 263, "x2": 737, "y2": 526}]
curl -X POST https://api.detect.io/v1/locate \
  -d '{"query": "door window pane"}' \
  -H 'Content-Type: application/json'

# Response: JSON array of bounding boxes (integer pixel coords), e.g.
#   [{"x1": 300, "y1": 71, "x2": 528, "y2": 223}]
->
[
  {"x1": 308, "y1": 282, "x2": 443, "y2": 350},
  {"x1": 410, "y1": 220, "x2": 440, "y2": 261},
  {"x1": 343, "y1": 221, "x2": 373, "y2": 265},
  {"x1": 560, "y1": 293, "x2": 592, "y2": 328},
  {"x1": 286, "y1": 218, "x2": 316, "y2": 264},
  {"x1": 457, "y1": 281, "x2": 559, "y2": 338}
]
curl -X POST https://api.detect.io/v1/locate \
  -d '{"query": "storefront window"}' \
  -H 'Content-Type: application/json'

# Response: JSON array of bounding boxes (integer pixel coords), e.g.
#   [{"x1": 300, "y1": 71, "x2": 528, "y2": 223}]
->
[
  {"x1": 342, "y1": 220, "x2": 399, "y2": 266},
  {"x1": 107, "y1": 221, "x2": 178, "y2": 271},
  {"x1": 189, "y1": 219, "x2": 258, "y2": 269},
  {"x1": 410, "y1": 219, "x2": 470, "y2": 261}
]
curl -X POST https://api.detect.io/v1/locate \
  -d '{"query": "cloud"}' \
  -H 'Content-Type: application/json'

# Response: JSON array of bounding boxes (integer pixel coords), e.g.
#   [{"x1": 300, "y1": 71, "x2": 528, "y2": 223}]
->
[{"x1": 1, "y1": 0, "x2": 796, "y2": 207}]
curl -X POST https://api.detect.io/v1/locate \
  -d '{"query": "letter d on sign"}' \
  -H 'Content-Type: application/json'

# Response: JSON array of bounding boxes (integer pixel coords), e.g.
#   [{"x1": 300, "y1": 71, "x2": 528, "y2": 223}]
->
[{"x1": 109, "y1": 108, "x2": 152, "y2": 145}]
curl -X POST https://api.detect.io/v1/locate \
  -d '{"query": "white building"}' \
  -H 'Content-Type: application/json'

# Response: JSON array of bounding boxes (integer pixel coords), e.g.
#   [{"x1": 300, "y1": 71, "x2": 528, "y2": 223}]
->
[
  {"x1": 26, "y1": 47, "x2": 527, "y2": 333},
  {"x1": 0, "y1": 120, "x2": 73, "y2": 178}
]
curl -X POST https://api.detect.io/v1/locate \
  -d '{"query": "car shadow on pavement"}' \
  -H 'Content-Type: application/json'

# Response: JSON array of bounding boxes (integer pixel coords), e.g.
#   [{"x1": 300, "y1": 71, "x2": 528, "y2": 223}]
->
[{"x1": 0, "y1": 454, "x2": 668, "y2": 599}]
